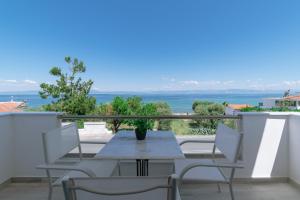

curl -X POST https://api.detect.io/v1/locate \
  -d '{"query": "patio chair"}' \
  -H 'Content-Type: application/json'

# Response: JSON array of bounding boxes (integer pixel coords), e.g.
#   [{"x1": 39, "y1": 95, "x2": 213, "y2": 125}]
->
[
  {"x1": 175, "y1": 123, "x2": 243, "y2": 200},
  {"x1": 62, "y1": 175, "x2": 180, "y2": 200},
  {"x1": 36, "y1": 123, "x2": 118, "y2": 200}
]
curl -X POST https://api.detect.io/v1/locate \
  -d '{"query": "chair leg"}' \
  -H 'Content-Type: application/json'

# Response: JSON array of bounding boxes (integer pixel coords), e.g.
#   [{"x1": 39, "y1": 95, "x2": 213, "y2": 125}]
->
[
  {"x1": 46, "y1": 170, "x2": 53, "y2": 200},
  {"x1": 228, "y1": 183, "x2": 235, "y2": 200},
  {"x1": 47, "y1": 185, "x2": 53, "y2": 200},
  {"x1": 217, "y1": 183, "x2": 221, "y2": 193}
]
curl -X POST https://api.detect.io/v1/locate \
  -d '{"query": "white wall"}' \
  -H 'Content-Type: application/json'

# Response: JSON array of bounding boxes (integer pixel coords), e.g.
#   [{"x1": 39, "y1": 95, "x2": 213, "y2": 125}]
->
[
  {"x1": 12, "y1": 113, "x2": 61, "y2": 177},
  {"x1": 288, "y1": 115, "x2": 300, "y2": 184},
  {"x1": 0, "y1": 112, "x2": 61, "y2": 184},
  {"x1": 236, "y1": 113, "x2": 289, "y2": 179},
  {"x1": 0, "y1": 114, "x2": 14, "y2": 183}
]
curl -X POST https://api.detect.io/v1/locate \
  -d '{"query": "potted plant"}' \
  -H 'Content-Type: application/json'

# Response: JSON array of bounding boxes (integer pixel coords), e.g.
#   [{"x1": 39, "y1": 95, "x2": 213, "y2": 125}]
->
[
  {"x1": 132, "y1": 103, "x2": 157, "y2": 140},
  {"x1": 134, "y1": 119, "x2": 149, "y2": 140}
]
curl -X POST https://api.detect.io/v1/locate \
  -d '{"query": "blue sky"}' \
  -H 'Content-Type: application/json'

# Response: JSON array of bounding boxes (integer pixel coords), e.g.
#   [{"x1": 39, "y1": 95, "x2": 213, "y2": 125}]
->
[{"x1": 0, "y1": 0, "x2": 300, "y2": 92}]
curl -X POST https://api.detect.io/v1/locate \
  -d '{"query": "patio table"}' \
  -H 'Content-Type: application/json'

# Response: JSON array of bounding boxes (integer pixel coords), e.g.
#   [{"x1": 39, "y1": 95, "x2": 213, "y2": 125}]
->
[{"x1": 95, "y1": 131, "x2": 185, "y2": 176}]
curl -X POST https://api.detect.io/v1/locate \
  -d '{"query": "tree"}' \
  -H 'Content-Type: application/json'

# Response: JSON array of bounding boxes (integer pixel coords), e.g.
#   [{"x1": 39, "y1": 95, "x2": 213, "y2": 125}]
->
[
  {"x1": 192, "y1": 100, "x2": 214, "y2": 111},
  {"x1": 127, "y1": 96, "x2": 142, "y2": 115},
  {"x1": 155, "y1": 102, "x2": 172, "y2": 130},
  {"x1": 192, "y1": 101, "x2": 225, "y2": 130},
  {"x1": 110, "y1": 96, "x2": 129, "y2": 132},
  {"x1": 94, "y1": 96, "x2": 159, "y2": 133},
  {"x1": 39, "y1": 57, "x2": 96, "y2": 115},
  {"x1": 283, "y1": 89, "x2": 291, "y2": 97},
  {"x1": 222, "y1": 101, "x2": 229, "y2": 107},
  {"x1": 94, "y1": 96, "x2": 129, "y2": 133}
]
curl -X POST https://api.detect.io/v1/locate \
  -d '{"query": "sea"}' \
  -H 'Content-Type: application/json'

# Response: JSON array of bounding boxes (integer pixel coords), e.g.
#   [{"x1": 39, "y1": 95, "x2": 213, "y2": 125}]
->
[{"x1": 0, "y1": 92, "x2": 282, "y2": 113}]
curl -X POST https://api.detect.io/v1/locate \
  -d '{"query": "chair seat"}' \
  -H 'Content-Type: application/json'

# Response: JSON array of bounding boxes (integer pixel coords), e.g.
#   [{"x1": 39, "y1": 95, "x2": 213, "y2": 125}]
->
[
  {"x1": 53, "y1": 160, "x2": 117, "y2": 186},
  {"x1": 175, "y1": 159, "x2": 227, "y2": 183}
]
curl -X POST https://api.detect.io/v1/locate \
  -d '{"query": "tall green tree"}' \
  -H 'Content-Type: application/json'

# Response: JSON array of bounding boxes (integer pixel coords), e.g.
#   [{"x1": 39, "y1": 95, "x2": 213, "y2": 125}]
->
[{"x1": 39, "y1": 57, "x2": 96, "y2": 115}]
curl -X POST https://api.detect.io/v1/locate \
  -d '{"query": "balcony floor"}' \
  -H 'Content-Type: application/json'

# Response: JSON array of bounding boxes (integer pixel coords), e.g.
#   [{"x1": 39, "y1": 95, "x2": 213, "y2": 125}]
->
[{"x1": 0, "y1": 182, "x2": 299, "y2": 200}]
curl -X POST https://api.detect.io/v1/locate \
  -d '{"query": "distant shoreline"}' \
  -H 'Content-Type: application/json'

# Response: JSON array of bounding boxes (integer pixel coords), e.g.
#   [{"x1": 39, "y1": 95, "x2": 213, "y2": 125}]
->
[{"x1": 0, "y1": 92, "x2": 283, "y2": 113}]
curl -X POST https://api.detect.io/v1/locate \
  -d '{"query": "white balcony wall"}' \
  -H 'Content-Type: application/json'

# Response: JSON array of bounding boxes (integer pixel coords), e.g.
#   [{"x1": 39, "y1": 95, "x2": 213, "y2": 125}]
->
[
  {"x1": 12, "y1": 113, "x2": 61, "y2": 178},
  {"x1": 0, "y1": 114, "x2": 14, "y2": 184},
  {"x1": 0, "y1": 112, "x2": 60, "y2": 184},
  {"x1": 0, "y1": 112, "x2": 300, "y2": 185},
  {"x1": 289, "y1": 115, "x2": 300, "y2": 184},
  {"x1": 236, "y1": 113, "x2": 289, "y2": 180}
]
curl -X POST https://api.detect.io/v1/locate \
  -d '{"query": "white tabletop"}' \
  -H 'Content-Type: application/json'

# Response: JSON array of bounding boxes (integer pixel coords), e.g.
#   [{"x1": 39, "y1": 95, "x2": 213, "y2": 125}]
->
[{"x1": 95, "y1": 131, "x2": 185, "y2": 160}]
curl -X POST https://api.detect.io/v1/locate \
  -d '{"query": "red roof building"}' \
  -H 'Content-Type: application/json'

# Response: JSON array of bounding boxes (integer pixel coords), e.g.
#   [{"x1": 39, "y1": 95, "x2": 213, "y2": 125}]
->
[{"x1": 0, "y1": 102, "x2": 26, "y2": 112}]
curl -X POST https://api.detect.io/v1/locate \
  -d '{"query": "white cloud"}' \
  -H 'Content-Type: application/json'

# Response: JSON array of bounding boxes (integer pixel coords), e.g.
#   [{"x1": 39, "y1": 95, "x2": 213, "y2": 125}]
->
[
  {"x1": 161, "y1": 76, "x2": 176, "y2": 82},
  {"x1": 223, "y1": 80, "x2": 235, "y2": 85},
  {"x1": 180, "y1": 80, "x2": 199, "y2": 86},
  {"x1": 0, "y1": 79, "x2": 18, "y2": 83},
  {"x1": 0, "y1": 79, "x2": 39, "y2": 92},
  {"x1": 23, "y1": 79, "x2": 38, "y2": 85},
  {"x1": 283, "y1": 80, "x2": 300, "y2": 87}
]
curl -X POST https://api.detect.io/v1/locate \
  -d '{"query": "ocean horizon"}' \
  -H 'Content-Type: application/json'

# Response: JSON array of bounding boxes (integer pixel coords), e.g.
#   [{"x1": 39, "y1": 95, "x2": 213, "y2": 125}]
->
[{"x1": 0, "y1": 92, "x2": 283, "y2": 113}]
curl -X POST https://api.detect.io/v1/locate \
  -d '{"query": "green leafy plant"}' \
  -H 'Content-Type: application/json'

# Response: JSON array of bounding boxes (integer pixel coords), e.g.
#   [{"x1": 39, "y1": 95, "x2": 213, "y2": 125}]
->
[
  {"x1": 132, "y1": 103, "x2": 157, "y2": 139},
  {"x1": 39, "y1": 57, "x2": 96, "y2": 115}
]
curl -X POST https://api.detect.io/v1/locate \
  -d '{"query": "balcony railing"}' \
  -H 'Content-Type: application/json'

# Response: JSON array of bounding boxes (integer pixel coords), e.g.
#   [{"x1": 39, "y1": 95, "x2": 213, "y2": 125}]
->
[
  {"x1": 58, "y1": 114, "x2": 242, "y2": 136},
  {"x1": 58, "y1": 114, "x2": 241, "y2": 120}
]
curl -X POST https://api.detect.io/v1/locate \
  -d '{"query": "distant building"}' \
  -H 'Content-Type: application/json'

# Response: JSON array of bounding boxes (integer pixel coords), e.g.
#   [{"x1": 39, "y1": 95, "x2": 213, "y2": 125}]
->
[
  {"x1": 261, "y1": 95, "x2": 300, "y2": 110},
  {"x1": 0, "y1": 101, "x2": 26, "y2": 112},
  {"x1": 225, "y1": 104, "x2": 252, "y2": 115}
]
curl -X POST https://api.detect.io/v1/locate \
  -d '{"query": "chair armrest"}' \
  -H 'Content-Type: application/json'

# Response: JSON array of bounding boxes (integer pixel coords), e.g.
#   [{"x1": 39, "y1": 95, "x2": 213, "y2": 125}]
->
[
  {"x1": 179, "y1": 139, "x2": 215, "y2": 146},
  {"x1": 80, "y1": 141, "x2": 108, "y2": 145},
  {"x1": 36, "y1": 164, "x2": 96, "y2": 177},
  {"x1": 178, "y1": 161, "x2": 243, "y2": 182}
]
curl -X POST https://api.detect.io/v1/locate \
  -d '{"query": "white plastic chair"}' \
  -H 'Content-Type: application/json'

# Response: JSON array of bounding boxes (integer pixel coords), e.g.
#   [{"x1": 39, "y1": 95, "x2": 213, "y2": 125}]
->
[
  {"x1": 176, "y1": 123, "x2": 243, "y2": 200},
  {"x1": 62, "y1": 175, "x2": 180, "y2": 200},
  {"x1": 36, "y1": 123, "x2": 118, "y2": 200}
]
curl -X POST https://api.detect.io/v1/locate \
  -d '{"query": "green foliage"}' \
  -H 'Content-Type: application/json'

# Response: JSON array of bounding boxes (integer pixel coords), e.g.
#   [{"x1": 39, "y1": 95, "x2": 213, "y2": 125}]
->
[
  {"x1": 155, "y1": 102, "x2": 172, "y2": 130},
  {"x1": 170, "y1": 120, "x2": 216, "y2": 135},
  {"x1": 97, "y1": 96, "x2": 129, "y2": 133},
  {"x1": 39, "y1": 57, "x2": 96, "y2": 115},
  {"x1": 283, "y1": 89, "x2": 290, "y2": 97},
  {"x1": 24, "y1": 106, "x2": 45, "y2": 112},
  {"x1": 240, "y1": 106, "x2": 300, "y2": 112},
  {"x1": 171, "y1": 120, "x2": 189, "y2": 135},
  {"x1": 94, "y1": 96, "x2": 158, "y2": 133},
  {"x1": 76, "y1": 119, "x2": 84, "y2": 129},
  {"x1": 131, "y1": 103, "x2": 157, "y2": 133},
  {"x1": 192, "y1": 100, "x2": 225, "y2": 133},
  {"x1": 223, "y1": 119, "x2": 236, "y2": 129},
  {"x1": 127, "y1": 96, "x2": 142, "y2": 114},
  {"x1": 192, "y1": 101, "x2": 214, "y2": 111}
]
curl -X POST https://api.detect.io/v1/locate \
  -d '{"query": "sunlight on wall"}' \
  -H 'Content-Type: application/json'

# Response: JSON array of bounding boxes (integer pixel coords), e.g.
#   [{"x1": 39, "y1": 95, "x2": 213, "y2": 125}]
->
[{"x1": 251, "y1": 118, "x2": 285, "y2": 178}]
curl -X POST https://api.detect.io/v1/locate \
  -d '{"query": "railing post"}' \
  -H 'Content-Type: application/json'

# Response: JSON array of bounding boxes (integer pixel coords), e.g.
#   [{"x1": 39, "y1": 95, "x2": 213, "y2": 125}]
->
[{"x1": 236, "y1": 114, "x2": 244, "y2": 161}]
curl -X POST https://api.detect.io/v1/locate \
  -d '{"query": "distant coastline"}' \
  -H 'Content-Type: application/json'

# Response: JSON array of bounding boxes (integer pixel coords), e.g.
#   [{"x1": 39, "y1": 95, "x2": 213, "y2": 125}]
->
[{"x1": 0, "y1": 92, "x2": 283, "y2": 113}]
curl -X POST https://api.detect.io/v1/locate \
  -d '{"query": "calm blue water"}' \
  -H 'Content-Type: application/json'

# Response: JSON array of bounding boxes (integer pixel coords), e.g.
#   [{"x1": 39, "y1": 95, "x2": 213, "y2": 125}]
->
[{"x1": 0, "y1": 93, "x2": 282, "y2": 113}]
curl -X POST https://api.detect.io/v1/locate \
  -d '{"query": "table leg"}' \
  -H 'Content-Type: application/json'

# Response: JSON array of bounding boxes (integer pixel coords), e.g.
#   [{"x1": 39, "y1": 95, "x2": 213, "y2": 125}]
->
[{"x1": 136, "y1": 159, "x2": 149, "y2": 176}]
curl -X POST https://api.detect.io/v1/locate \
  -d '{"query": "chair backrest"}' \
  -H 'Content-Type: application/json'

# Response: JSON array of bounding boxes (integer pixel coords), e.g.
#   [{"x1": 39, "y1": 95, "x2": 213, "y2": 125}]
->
[
  {"x1": 42, "y1": 123, "x2": 80, "y2": 163},
  {"x1": 62, "y1": 176, "x2": 177, "y2": 200},
  {"x1": 215, "y1": 123, "x2": 242, "y2": 163}
]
